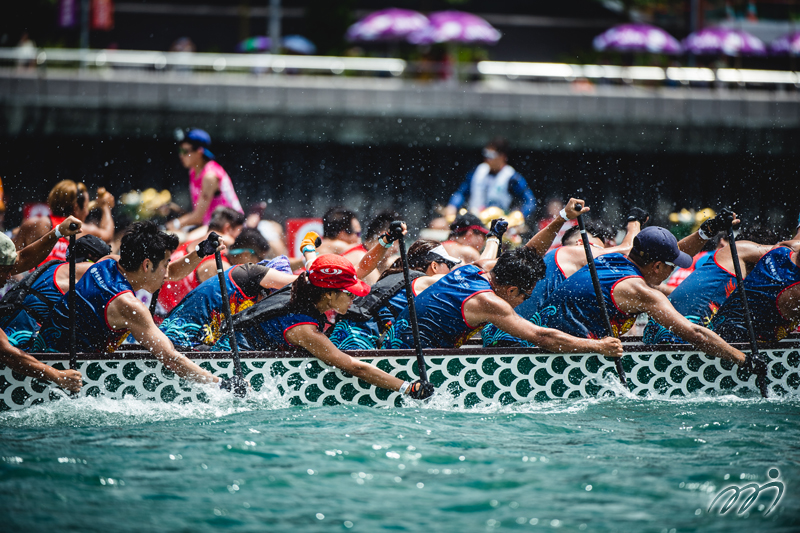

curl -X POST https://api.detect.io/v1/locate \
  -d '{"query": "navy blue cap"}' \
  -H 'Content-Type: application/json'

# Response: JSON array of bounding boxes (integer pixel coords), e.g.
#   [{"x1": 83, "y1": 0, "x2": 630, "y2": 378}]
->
[
  {"x1": 185, "y1": 129, "x2": 215, "y2": 160},
  {"x1": 630, "y1": 226, "x2": 693, "y2": 269}
]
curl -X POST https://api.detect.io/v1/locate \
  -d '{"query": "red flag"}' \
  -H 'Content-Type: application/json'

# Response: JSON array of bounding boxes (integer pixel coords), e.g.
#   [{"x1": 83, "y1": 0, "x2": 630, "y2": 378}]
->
[{"x1": 91, "y1": 0, "x2": 114, "y2": 31}]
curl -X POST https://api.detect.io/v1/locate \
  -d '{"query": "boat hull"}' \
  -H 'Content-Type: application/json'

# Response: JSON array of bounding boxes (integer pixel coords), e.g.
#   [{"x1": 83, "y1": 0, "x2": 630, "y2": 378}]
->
[{"x1": 2, "y1": 344, "x2": 799, "y2": 410}]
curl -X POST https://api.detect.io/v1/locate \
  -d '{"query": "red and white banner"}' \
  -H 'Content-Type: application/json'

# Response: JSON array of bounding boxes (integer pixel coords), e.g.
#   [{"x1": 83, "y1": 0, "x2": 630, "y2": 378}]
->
[
  {"x1": 23, "y1": 203, "x2": 51, "y2": 220},
  {"x1": 285, "y1": 218, "x2": 323, "y2": 259}
]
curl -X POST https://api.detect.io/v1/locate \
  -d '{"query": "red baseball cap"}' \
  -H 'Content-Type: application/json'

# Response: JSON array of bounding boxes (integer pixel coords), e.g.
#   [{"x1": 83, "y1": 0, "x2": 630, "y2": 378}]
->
[{"x1": 307, "y1": 255, "x2": 371, "y2": 297}]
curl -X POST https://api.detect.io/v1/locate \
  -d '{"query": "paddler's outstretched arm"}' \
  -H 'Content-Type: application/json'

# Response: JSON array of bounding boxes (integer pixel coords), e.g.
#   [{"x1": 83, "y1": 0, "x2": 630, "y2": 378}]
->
[
  {"x1": 107, "y1": 293, "x2": 219, "y2": 384},
  {"x1": 285, "y1": 325, "x2": 406, "y2": 392},
  {"x1": 463, "y1": 292, "x2": 623, "y2": 358},
  {"x1": 0, "y1": 328, "x2": 83, "y2": 392},
  {"x1": 613, "y1": 278, "x2": 746, "y2": 365},
  {"x1": 525, "y1": 198, "x2": 589, "y2": 257}
]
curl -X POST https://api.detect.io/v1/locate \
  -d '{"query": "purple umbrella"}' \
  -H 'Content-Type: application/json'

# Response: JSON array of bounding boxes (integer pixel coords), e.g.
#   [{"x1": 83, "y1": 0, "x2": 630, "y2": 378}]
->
[
  {"x1": 407, "y1": 11, "x2": 501, "y2": 45},
  {"x1": 346, "y1": 8, "x2": 429, "y2": 42},
  {"x1": 770, "y1": 31, "x2": 800, "y2": 56},
  {"x1": 682, "y1": 27, "x2": 766, "y2": 56},
  {"x1": 593, "y1": 23, "x2": 682, "y2": 54}
]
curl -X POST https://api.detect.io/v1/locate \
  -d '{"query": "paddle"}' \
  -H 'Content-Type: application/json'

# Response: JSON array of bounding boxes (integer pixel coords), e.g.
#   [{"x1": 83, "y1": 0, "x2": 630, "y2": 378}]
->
[
  {"x1": 575, "y1": 205, "x2": 628, "y2": 389},
  {"x1": 726, "y1": 227, "x2": 769, "y2": 398},
  {"x1": 67, "y1": 223, "x2": 79, "y2": 373},
  {"x1": 390, "y1": 221, "x2": 429, "y2": 384},
  {"x1": 209, "y1": 233, "x2": 247, "y2": 398}
]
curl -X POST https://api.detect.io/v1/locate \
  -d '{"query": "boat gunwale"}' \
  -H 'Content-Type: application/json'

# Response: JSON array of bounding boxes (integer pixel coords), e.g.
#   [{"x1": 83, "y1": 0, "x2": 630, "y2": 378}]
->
[{"x1": 26, "y1": 339, "x2": 800, "y2": 361}]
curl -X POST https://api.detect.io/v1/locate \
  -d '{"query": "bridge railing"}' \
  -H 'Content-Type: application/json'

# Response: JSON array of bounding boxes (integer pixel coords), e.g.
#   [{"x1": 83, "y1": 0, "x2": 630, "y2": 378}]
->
[
  {"x1": 0, "y1": 48, "x2": 406, "y2": 76},
  {"x1": 1, "y1": 47, "x2": 798, "y2": 88}
]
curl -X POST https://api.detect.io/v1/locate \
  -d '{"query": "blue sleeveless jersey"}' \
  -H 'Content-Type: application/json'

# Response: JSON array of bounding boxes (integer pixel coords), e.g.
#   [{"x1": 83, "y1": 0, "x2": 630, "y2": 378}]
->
[
  {"x1": 39, "y1": 259, "x2": 134, "y2": 353},
  {"x1": 709, "y1": 247, "x2": 800, "y2": 342},
  {"x1": 483, "y1": 248, "x2": 565, "y2": 347},
  {"x1": 1, "y1": 262, "x2": 65, "y2": 349},
  {"x1": 234, "y1": 308, "x2": 325, "y2": 351},
  {"x1": 383, "y1": 265, "x2": 492, "y2": 349},
  {"x1": 536, "y1": 253, "x2": 641, "y2": 339},
  {"x1": 643, "y1": 250, "x2": 735, "y2": 344},
  {"x1": 160, "y1": 265, "x2": 257, "y2": 349}
]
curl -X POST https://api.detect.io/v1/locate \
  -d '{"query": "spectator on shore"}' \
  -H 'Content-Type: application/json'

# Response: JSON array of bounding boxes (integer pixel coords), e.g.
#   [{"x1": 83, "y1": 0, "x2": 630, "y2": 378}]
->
[
  {"x1": 168, "y1": 129, "x2": 243, "y2": 232},
  {"x1": 445, "y1": 137, "x2": 536, "y2": 223}
]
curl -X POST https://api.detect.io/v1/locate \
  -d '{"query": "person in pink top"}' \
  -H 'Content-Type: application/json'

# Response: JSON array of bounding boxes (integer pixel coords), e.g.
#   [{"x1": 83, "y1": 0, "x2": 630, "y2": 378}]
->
[{"x1": 169, "y1": 129, "x2": 243, "y2": 231}]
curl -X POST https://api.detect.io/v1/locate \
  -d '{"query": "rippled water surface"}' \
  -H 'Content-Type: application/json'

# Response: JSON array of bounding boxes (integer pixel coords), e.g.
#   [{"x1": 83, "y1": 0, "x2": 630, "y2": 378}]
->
[{"x1": 1, "y1": 390, "x2": 798, "y2": 532}]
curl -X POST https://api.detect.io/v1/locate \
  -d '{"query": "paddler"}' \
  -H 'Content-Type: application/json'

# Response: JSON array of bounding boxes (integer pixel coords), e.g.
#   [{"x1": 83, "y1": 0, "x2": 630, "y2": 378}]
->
[
  {"x1": 709, "y1": 236, "x2": 800, "y2": 343},
  {"x1": 0, "y1": 222, "x2": 83, "y2": 392},
  {"x1": 535, "y1": 226, "x2": 746, "y2": 365},
  {"x1": 37, "y1": 221, "x2": 239, "y2": 390},
  {"x1": 482, "y1": 207, "x2": 648, "y2": 347},
  {"x1": 230, "y1": 254, "x2": 434, "y2": 400},
  {"x1": 382, "y1": 199, "x2": 623, "y2": 359}
]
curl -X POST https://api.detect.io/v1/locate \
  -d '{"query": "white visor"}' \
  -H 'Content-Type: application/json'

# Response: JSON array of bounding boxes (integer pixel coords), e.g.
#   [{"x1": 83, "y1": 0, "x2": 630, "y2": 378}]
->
[{"x1": 428, "y1": 245, "x2": 462, "y2": 265}]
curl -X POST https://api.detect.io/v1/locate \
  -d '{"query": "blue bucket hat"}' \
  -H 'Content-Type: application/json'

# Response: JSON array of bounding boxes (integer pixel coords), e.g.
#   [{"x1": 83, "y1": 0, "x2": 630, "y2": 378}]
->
[
  {"x1": 185, "y1": 129, "x2": 215, "y2": 160},
  {"x1": 631, "y1": 226, "x2": 693, "y2": 269}
]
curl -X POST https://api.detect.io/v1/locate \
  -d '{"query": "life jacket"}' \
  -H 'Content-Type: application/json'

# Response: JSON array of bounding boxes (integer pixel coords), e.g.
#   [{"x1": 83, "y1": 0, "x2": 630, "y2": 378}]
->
[
  {"x1": 0, "y1": 260, "x2": 63, "y2": 323},
  {"x1": 230, "y1": 286, "x2": 292, "y2": 329},
  {"x1": 342, "y1": 271, "x2": 425, "y2": 323},
  {"x1": 230, "y1": 286, "x2": 326, "y2": 349}
]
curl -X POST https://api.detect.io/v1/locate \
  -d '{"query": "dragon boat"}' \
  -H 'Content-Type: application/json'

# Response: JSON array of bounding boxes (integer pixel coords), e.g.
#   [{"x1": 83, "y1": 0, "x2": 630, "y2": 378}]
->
[{"x1": 2, "y1": 338, "x2": 799, "y2": 411}]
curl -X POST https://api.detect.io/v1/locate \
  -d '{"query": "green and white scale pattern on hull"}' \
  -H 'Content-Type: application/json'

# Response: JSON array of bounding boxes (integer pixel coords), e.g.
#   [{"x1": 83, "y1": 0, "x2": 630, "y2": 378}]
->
[{"x1": 1, "y1": 348, "x2": 799, "y2": 410}]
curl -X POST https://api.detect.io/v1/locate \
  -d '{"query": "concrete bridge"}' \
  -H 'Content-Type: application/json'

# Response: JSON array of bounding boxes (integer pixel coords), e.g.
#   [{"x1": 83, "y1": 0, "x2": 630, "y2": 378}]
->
[{"x1": 2, "y1": 68, "x2": 798, "y2": 155}]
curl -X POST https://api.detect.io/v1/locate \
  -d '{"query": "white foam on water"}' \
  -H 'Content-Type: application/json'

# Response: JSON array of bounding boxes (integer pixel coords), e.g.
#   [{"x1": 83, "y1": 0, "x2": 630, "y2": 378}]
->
[
  {"x1": 3, "y1": 370, "x2": 798, "y2": 428},
  {"x1": 0, "y1": 382, "x2": 292, "y2": 428}
]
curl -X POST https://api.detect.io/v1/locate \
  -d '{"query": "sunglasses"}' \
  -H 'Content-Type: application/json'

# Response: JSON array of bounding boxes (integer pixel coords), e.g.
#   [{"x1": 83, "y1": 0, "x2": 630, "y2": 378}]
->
[
  {"x1": 342, "y1": 290, "x2": 356, "y2": 300},
  {"x1": 433, "y1": 259, "x2": 457, "y2": 269},
  {"x1": 344, "y1": 228, "x2": 361, "y2": 238},
  {"x1": 664, "y1": 260, "x2": 677, "y2": 268},
  {"x1": 178, "y1": 147, "x2": 192, "y2": 156},
  {"x1": 518, "y1": 287, "x2": 533, "y2": 300},
  {"x1": 482, "y1": 148, "x2": 499, "y2": 160}
]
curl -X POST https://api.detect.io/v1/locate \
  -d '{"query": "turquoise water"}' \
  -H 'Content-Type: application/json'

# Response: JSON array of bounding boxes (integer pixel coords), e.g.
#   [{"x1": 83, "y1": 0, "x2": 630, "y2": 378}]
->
[{"x1": 1, "y1": 391, "x2": 798, "y2": 532}]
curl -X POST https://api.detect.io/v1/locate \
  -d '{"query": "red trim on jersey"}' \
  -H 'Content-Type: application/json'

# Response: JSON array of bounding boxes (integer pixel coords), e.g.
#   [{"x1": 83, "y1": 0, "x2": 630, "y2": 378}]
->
[
  {"x1": 609, "y1": 276, "x2": 643, "y2": 314},
  {"x1": 227, "y1": 265, "x2": 244, "y2": 297},
  {"x1": 343, "y1": 243, "x2": 368, "y2": 256},
  {"x1": 461, "y1": 289, "x2": 494, "y2": 330},
  {"x1": 553, "y1": 247, "x2": 568, "y2": 279},
  {"x1": 776, "y1": 281, "x2": 800, "y2": 321},
  {"x1": 282, "y1": 322, "x2": 319, "y2": 346},
  {"x1": 53, "y1": 263, "x2": 67, "y2": 295},
  {"x1": 712, "y1": 249, "x2": 736, "y2": 277},
  {"x1": 411, "y1": 277, "x2": 422, "y2": 296},
  {"x1": 103, "y1": 290, "x2": 135, "y2": 332}
]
